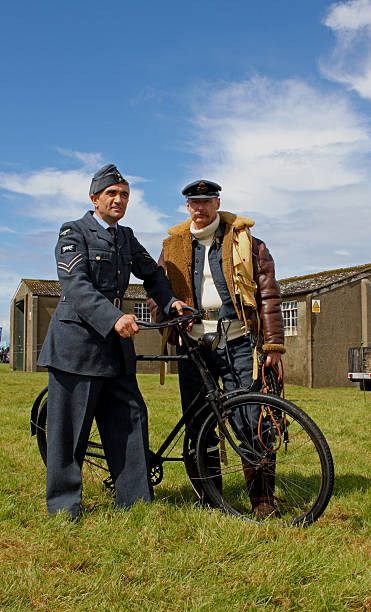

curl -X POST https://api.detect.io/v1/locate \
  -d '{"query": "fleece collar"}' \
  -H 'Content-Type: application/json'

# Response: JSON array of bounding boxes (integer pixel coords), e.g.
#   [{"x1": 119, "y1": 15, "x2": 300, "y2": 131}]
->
[{"x1": 168, "y1": 211, "x2": 254, "y2": 236}]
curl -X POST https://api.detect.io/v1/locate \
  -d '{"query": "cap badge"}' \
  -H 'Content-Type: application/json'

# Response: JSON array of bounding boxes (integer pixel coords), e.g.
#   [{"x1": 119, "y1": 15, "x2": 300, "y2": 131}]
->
[
  {"x1": 116, "y1": 172, "x2": 123, "y2": 182},
  {"x1": 197, "y1": 181, "x2": 208, "y2": 193}
]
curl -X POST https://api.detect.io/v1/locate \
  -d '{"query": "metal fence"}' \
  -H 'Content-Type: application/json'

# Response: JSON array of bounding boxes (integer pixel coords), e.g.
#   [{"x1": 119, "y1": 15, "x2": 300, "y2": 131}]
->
[{"x1": 348, "y1": 347, "x2": 371, "y2": 373}]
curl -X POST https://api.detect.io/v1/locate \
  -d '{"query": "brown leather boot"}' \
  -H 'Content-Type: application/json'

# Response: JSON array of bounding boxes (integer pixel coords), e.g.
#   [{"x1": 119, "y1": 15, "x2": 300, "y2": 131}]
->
[
  {"x1": 249, "y1": 452, "x2": 277, "y2": 518},
  {"x1": 242, "y1": 460, "x2": 255, "y2": 485}
]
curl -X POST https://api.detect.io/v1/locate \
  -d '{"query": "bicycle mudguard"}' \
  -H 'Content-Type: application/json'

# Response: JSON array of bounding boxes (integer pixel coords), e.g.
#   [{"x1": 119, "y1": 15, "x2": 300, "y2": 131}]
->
[
  {"x1": 184, "y1": 402, "x2": 214, "y2": 434},
  {"x1": 30, "y1": 386, "x2": 48, "y2": 436}
]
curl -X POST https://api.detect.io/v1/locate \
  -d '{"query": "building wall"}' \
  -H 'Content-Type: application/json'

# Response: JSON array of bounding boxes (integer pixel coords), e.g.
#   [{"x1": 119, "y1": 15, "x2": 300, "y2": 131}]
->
[
  {"x1": 281, "y1": 298, "x2": 307, "y2": 386},
  {"x1": 311, "y1": 279, "x2": 366, "y2": 387},
  {"x1": 10, "y1": 284, "x2": 60, "y2": 372},
  {"x1": 36, "y1": 296, "x2": 60, "y2": 371},
  {"x1": 280, "y1": 275, "x2": 371, "y2": 388}
]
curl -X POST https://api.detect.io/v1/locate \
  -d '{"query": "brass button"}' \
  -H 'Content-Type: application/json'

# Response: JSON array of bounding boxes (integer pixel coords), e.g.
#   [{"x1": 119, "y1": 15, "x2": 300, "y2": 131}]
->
[
  {"x1": 96, "y1": 255, "x2": 101, "y2": 261},
  {"x1": 116, "y1": 290, "x2": 120, "y2": 295},
  {"x1": 117, "y1": 270, "x2": 121, "y2": 275}
]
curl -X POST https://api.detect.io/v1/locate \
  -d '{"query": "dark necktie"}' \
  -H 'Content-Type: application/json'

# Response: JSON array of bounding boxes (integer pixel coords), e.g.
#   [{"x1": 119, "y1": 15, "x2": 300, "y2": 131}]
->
[{"x1": 108, "y1": 226, "x2": 118, "y2": 253}]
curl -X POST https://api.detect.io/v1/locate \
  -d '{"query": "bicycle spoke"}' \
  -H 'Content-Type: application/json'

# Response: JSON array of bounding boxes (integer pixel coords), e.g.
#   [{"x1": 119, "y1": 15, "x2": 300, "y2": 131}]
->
[{"x1": 196, "y1": 392, "x2": 333, "y2": 525}]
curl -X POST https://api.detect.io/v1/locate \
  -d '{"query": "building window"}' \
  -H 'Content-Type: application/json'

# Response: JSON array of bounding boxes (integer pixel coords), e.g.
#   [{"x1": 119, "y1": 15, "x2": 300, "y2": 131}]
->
[
  {"x1": 282, "y1": 301, "x2": 298, "y2": 336},
  {"x1": 134, "y1": 302, "x2": 151, "y2": 322}
]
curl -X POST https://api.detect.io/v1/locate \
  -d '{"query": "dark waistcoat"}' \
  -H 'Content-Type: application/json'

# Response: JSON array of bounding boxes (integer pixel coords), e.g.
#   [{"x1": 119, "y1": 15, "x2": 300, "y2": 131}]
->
[{"x1": 192, "y1": 223, "x2": 237, "y2": 319}]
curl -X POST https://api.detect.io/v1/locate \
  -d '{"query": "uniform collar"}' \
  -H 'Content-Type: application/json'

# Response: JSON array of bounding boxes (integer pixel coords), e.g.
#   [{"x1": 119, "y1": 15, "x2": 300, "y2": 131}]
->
[
  {"x1": 83, "y1": 211, "x2": 117, "y2": 245},
  {"x1": 93, "y1": 212, "x2": 118, "y2": 230}
]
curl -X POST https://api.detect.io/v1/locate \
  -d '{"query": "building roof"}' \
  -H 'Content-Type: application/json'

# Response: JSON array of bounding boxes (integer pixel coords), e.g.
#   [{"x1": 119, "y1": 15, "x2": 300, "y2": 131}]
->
[
  {"x1": 123, "y1": 283, "x2": 147, "y2": 299},
  {"x1": 20, "y1": 263, "x2": 371, "y2": 301},
  {"x1": 21, "y1": 279, "x2": 62, "y2": 297},
  {"x1": 279, "y1": 263, "x2": 371, "y2": 297},
  {"x1": 20, "y1": 279, "x2": 147, "y2": 300}
]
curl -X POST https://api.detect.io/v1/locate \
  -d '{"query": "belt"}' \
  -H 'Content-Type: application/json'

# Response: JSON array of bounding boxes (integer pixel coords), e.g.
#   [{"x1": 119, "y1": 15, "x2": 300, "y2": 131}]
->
[{"x1": 200, "y1": 308, "x2": 220, "y2": 321}]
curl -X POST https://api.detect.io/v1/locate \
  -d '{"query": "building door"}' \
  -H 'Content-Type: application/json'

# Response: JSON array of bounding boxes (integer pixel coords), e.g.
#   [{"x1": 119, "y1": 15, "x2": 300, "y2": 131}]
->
[{"x1": 15, "y1": 300, "x2": 25, "y2": 370}]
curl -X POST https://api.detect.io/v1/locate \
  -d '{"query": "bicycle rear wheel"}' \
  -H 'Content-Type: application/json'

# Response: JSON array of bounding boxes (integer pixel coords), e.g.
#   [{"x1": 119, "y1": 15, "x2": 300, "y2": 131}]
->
[
  {"x1": 196, "y1": 392, "x2": 334, "y2": 525},
  {"x1": 36, "y1": 398, "x2": 112, "y2": 485}
]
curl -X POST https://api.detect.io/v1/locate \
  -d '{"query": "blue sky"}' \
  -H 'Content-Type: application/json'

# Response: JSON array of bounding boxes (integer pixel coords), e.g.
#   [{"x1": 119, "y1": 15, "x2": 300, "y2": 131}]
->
[{"x1": 1, "y1": 0, "x2": 371, "y2": 343}]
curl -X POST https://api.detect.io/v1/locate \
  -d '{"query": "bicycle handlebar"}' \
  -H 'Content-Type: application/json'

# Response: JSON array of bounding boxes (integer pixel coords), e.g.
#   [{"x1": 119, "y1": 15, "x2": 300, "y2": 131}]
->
[{"x1": 136, "y1": 306, "x2": 200, "y2": 330}]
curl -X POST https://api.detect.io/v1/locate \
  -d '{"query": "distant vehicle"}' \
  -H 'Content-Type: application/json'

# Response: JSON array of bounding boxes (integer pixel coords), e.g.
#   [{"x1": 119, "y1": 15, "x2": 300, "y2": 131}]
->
[{"x1": 348, "y1": 347, "x2": 371, "y2": 391}]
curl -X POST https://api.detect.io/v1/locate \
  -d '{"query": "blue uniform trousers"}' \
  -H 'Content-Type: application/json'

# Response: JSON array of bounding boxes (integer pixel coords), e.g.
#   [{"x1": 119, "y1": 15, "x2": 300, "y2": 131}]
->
[{"x1": 46, "y1": 368, "x2": 153, "y2": 518}]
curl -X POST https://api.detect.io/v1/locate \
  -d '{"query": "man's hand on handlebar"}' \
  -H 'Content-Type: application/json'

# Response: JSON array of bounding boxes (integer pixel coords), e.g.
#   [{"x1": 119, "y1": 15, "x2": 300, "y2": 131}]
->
[
  {"x1": 170, "y1": 301, "x2": 195, "y2": 329},
  {"x1": 114, "y1": 314, "x2": 140, "y2": 338},
  {"x1": 170, "y1": 300, "x2": 186, "y2": 316}
]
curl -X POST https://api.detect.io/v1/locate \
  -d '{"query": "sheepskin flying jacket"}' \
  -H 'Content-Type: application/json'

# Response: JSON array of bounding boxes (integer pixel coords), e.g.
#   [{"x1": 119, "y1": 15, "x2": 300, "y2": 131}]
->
[{"x1": 154, "y1": 211, "x2": 285, "y2": 354}]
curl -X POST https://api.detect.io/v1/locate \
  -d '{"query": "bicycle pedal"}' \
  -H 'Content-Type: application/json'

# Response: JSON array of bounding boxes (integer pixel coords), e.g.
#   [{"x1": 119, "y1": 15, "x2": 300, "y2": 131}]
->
[{"x1": 103, "y1": 477, "x2": 115, "y2": 491}]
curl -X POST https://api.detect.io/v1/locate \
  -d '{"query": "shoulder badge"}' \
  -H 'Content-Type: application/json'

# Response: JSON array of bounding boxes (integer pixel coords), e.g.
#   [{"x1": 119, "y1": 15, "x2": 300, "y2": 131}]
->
[{"x1": 61, "y1": 244, "x2": 76, "y2": 254}]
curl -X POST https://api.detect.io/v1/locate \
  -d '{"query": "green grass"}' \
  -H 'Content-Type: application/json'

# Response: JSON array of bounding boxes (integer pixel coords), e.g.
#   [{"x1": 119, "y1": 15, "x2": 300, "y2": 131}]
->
[{"x1": 0, "y1": 363, "x2": 370, "y2": 611}]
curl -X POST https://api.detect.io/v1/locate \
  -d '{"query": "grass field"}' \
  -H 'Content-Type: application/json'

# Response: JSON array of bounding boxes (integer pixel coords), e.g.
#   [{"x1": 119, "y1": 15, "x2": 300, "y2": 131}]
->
[{"x1": 0, "y1": 364, "x2": 370, "y2": 611}]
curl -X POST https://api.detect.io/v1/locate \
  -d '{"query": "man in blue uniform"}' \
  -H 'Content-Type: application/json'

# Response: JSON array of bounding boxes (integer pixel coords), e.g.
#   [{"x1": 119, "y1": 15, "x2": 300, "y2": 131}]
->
[{"x1": 38, "y1": 164, "x2": 185, "y2": 519}]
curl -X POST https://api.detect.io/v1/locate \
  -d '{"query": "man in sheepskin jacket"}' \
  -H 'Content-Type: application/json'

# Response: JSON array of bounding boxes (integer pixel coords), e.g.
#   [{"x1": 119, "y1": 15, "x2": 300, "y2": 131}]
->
[{"x1": 150, "y1": 179, "x2": 285, "y2": 517}]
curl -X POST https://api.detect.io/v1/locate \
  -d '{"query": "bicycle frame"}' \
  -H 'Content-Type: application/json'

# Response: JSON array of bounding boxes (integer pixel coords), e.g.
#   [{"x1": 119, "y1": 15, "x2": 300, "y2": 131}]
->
[
  {"x1": 136, "y1": 313, "x2": 263, "y2": 466},
  {"x1": 30, "y1": 311, "x2": 263, "y2": 466}
]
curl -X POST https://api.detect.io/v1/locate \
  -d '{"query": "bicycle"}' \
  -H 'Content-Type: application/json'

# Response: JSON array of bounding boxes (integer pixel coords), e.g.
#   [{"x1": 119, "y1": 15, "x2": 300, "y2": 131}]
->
[{"x1": 30, "y1": 309, "x2": 334, "y2": 525}]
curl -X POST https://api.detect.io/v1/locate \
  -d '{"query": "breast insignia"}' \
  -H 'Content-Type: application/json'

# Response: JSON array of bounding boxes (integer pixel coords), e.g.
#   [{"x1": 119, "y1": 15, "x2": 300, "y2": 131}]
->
[{"x1": 59, "y1": 227, "x2": 73, "y2": 238}]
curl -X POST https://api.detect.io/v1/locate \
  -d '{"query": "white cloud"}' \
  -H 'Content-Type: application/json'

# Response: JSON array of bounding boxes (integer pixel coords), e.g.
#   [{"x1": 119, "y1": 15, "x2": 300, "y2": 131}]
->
[
  {"x1": 0, "y1": 158, "x2": 168, "y2": 231},
  {"x1": 0, "y1": 268, "x2": 23, "y2": 344},
  {"x1": 187, "y1": 76, "x2": 371, "y2": 275},
  {"x1": 0, "y1": 168, "x2": 91, "y2": 203},
  {"x1": 176, "y1": 204, "x2": 188, "y2": 215},
  {"x1": 0, "y1": 314, "x2": 10, "y2": 344},
  {"x1": 324, "y1": 0, "x2": 371, "y2": 30},
  {"x1": 321, "y1": 0, "x2": 371, "y2": 100},
  {"x1": 0, "y1": 153, "x2": 171, "y2": 322},
  {"x1": 122, "y1": 188, "x2": 169, "y2": 233},
  {"x1": 188, "y1": 77, "x2": 370, "y2": 212}
]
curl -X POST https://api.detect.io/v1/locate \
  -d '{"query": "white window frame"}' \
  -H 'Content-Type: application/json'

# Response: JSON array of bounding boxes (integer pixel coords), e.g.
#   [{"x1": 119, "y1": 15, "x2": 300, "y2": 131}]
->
[
  {"x1": 282, "y1": 301, "x2": 298, "y2": 336},
  {"x1": 134, "y1": 302, "x2": 151, "y2": 323}
]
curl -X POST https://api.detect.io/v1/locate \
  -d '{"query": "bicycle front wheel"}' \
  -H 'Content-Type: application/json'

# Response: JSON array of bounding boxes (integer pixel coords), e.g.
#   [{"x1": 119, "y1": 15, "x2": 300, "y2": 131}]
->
[{"x1": 196, "y1": 393, "x2": 334, "y2": 525}]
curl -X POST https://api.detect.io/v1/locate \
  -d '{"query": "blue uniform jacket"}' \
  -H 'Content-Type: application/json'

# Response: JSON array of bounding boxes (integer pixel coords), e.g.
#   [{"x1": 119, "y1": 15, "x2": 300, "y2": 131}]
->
[{"x1": 38, "y1": 211, "x2": 175, "y2": 376}]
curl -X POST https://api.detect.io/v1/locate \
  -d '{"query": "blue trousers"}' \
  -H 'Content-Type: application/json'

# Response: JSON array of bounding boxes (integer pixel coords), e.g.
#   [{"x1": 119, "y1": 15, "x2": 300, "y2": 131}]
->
[
  {"x1": 46, "y1": 368, "x2": 153, "y2": 518},
  {"x1": 177, "y1": 333, "x2": 257, "y2": 440}
]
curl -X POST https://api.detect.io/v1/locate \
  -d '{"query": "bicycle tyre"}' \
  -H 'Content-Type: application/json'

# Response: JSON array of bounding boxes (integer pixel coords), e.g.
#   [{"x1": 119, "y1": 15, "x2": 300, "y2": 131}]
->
[
  {"x1": 36, "y1": 398, "x2": 111, "y2": 480},
  {"x1": 183, "y1": 427, "x2": 215, "y2": 504},
  {"x1": 195, "y1": 392, "x2": 334, "y2": 525}
]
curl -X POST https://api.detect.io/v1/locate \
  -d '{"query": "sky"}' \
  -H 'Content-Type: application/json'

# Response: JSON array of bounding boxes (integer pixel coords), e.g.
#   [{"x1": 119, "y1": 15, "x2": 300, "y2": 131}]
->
[{"x1": 1, "y1": 0, "x2": 371, "y2": 344}]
